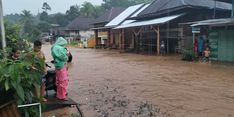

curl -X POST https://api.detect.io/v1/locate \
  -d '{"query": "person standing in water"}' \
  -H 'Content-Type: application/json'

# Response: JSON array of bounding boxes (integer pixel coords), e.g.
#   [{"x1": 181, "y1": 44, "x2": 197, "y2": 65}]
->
[{"x1": 51, "y1": 37, "x2": 69, "y2": 100}]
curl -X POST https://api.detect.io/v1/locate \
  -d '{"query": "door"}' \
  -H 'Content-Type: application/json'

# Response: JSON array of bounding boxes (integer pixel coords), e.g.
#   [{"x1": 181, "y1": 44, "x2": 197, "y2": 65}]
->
[{"x1": 218, "y1": 30, "x2": 234, "y2": 62}]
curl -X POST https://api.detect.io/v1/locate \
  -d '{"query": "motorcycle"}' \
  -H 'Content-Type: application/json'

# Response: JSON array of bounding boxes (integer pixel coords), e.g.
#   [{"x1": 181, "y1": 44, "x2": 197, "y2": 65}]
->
[
  {"x1": 45, "y1": 62, "x2": 56, "y2": 96},
  {"x1": 45, "y1": 50, "x2": 72, "y2": 96}
]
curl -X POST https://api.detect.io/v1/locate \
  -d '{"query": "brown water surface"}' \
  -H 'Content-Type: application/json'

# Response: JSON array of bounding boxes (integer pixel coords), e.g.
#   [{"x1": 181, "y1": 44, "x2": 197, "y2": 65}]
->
[{"x1": 43, "y1": 45, "x2": 234, "y2": 117}]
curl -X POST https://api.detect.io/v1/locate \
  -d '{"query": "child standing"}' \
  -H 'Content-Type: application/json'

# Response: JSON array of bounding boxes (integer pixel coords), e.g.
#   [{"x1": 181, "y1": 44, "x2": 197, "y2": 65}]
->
[
  {"x1": 160, "y1": 41, "x2": 166, "y2": 55},
  {"x1": 27, "y1": 40, "x2": 47, "y2": 102},
  {"x1": 203, "y1": 47, "x2": 211, "y2": 63},
  {"x1": 10, "y1": 48, "x2": 20, "y2": 60}
]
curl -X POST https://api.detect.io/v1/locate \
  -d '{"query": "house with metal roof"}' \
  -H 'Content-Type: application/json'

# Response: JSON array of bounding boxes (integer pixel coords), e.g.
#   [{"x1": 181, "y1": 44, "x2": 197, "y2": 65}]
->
[
  {"x1": 186, "y1": 0, "x2": 234, "y2": 62},
  {"x1": 102, "y1": 4, "x2": 150, "y2": 50},
  {"x1": 65, "y1": 17, "x2": 96, "y2": 46},
  {"x1": 114, "y1": 0, "x2": 232, "y2": 55},
  {"x1": 92, "y1": 7, "x2": 126, "y2": 48}
]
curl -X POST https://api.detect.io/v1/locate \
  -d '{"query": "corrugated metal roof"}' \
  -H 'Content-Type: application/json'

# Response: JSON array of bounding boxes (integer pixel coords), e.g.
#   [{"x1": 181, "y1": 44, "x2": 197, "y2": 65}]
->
[
  {"x1": 130, "y1": 4, "x2": 150, "y2": 18},
  {"x1": 115, "y1": 14, "x2": 183, "y2": 29},
  {"x1": 137, "y1": 0, "x2": 232, "y2": 18},
  {"x1": 105, "y1": 4, "x2": 144, "y2": 27},
  {"x1": 191, "y1": 18, "x2": 234, "y2": 26},
  {"x1": 93, "y1": 7, "x2": 126, "y2": 24},
  {"x1": 120, "y1": 4, "x2": 151, "y2": 25},
  {"x1": 215, "y1": 0, "x2": 232, "y2": 3},
  {"x1": 66, "y1": 17, "x2": 96, "y2": 30},
  {"x1": 121, "y1": 20, "x2": 136, "y2": 25}
]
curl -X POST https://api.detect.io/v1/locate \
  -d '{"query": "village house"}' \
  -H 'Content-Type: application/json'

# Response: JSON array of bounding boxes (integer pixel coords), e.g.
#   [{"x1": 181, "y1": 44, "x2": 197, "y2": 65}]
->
[
  {"x1": 187, "y1": 0, "x2": 234, "y2": 62},
  {"x1": 104, "y1": 4, "x2": 150, "y2": 50},
  {"x1": 92, "y1": 7, "x2": 125, "y2": 48},
  {"x1": 65, "y1": 17, "x2": 96, "y2": 46},
  {"x1": 112, "y1": 0, "x2": 231, "y2": 55}
]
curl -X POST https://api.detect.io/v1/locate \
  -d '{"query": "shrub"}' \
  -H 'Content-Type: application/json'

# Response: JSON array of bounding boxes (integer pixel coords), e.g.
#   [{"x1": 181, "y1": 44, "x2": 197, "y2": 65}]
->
[
  {"x1": 0, "y1": 52, "x2": 45, "y2": 116},
  {"x1": 181, "y1": 49, "x2": 197, "y2": 61}
]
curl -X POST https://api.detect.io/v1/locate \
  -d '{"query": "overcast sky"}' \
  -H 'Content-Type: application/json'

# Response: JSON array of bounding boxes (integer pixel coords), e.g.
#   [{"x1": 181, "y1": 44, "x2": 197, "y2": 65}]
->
[{"x1": 2, "y1": 0, "x2": 103, "y2": 15}]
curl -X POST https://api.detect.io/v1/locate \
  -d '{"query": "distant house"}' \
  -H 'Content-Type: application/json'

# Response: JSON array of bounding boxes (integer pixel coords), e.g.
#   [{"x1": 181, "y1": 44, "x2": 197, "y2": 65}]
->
[
  {"x1": 104, "y1": 4, "x2": 150, "y2": 50},
  {"x1": 113, "y1": 0, "x2": 231, "y2": 55},
  {"x1": 187, "y1": 0, "x2": 234, "y2": 62},
  {"x1": 92, "y1": 7, "x2": 126, "y2": 48},
  {"x1": 65, "y1": 17, "x2": 96, "y2": 46},
  {"x1": 49, "y1": 24, "x2": 66, "y2": 42}
]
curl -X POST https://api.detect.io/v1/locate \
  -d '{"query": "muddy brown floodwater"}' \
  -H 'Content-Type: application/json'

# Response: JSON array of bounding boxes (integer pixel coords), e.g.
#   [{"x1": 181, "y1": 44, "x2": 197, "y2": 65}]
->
[{"x1": 43, "y1": 45, "x2": 234, "y2": 117}]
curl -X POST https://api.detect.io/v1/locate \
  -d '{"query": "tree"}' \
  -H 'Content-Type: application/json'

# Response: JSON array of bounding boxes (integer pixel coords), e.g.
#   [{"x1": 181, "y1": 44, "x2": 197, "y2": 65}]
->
[
  {"x1": 4, "y1": 13, "x2": 21, "y2": 24},
  {"x1": 42, "y1": 2, "x2": 51, "y2": 13},
  {"x1": 20, "y1": 10, "x2": 34, "y2": 35},
  {"x1": 40, "y1": 11, "x2": 49, "y2": 22},
  {"x1": 66, "y1": 5, "x2": 80, "y2": 21},
  {"x1": 51, "y1": 13, "x2": 68, "y2": 26},
  {"x1": 80, "y1": 2, "x2": 96, "y2": 17},
  {"x1": 93, "y1": 5, "x2": 105, "y2": 18},
  {"x1": 20, "y1": 10, "x2": 40, "y2": 41},
  {"x1": 37, "y1": 21, "x2": 50, "y2": 32}
]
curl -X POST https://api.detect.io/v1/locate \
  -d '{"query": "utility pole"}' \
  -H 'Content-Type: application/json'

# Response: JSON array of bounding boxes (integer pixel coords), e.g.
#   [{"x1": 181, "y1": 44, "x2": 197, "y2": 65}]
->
[{"x1": 0, "y1": 0, "x2": 6, "y2": 49}]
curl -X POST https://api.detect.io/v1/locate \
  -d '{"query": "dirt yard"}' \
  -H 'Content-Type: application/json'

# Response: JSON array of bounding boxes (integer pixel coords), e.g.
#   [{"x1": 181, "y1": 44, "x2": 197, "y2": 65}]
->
[{"x1": 43, "y1": 45, "x2": 234, "y2": 117}]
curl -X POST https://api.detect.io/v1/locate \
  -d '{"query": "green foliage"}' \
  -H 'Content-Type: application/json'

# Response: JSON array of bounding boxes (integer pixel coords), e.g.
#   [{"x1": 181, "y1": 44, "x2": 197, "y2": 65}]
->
[
  {"x1": 4, "y1": 13, "x2": 21, "y2": 24},
  {"x1": 4, "y1": 22, "x2": 32, "y2": 52},
  {"x1": 4, "y1": 0, "x2": 154, "y2": 40},
  {"x1": 69, "y1": 113, "x2": 80, "y2": 117},
  {"x1": 37, "y1": 21, "x2": 50, "y2": 32},
  {"x1": 0, "y1": 52, "x2": 45, "y2": 116},
  {"x1": 50, "y1": 13, "x2": 69, "y2": 26},
  {"x1": 0, "y1": 53, "x2": 44, "y2": 103},
  {"x1": 40, "y1": 11, "x2": 49, "y2": 22},
  {"x1": 181, "y1": 49, "x2": 198, "y2": 61},
  {"x1": 66, "y1": 5, "x2": 80, "y2": 21},
  {"x1": 0, "y1": 21, "x2": 31, "y2": 58},
  {"x1": 20, "y1": 106, "x2": 39, "y2": 117},
  {"x1": 70, "y1": 41, "x2": 79, "y2": 46},
  {"x1": 1, "y1": 14, "x2": 41, "y2": 117},
  {"x1": 0, "y1": 47, "x2": 13, "y2": 59},
  {"x1": 20, "y1": 10, "x2": 41, "y2": 41},
  {"x1": 80, "y1": 2, "x2": 97, "y2": 18}
]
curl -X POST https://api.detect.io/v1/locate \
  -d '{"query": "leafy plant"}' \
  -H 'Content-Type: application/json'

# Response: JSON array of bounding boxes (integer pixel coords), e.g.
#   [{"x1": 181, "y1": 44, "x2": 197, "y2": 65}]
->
[
  {"x1": 0, "y1": 52, "x2": 45, "y2": 116},
  {"x1": 71, "y1": 41, "x2": 79, "y2": 46},
  {"x1": 181, "y1": 49, "x2": 198, "y2": 61},
  {"x1": 69, "y1": 113, "x2": 80, "y2": 117}
]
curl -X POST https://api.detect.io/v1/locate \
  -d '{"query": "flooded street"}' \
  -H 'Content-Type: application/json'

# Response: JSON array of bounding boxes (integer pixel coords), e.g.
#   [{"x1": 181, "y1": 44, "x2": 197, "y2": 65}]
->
[{"x1": 43, "y1": 45, "x2": 234, "y2": 117}]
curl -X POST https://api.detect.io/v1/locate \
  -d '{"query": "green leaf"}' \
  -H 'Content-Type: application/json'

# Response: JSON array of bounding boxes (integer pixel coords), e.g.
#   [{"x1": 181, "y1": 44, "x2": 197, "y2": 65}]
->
[
  {"x1": 16, "y1": 85, "x2": 25, "y2": 101},
  {"x1": 25, "y1": 111, "x2": 29, "y2": 117},
  {"x1": 4, "y1": 79, "x2": 9, "y2": 90},
  {"x1": 11, "y1": 81, "x2": 17, "y2": 89}
]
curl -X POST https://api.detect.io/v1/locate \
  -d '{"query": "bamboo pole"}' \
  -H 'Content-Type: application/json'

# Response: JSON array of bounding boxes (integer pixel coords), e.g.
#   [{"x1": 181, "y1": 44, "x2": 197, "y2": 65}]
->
[
  {"x1": 152, "y1": 25, "x2": 160, "y2": 55},
  {"x1": 122, "y1": 29, "x2": 125, "y2": 51},
  {"x1": 119, "y1": 29, "x2": 122, "y2": 50},
  {"x1": 157, "y1": 26, "x2": 160, "y2": 55}
]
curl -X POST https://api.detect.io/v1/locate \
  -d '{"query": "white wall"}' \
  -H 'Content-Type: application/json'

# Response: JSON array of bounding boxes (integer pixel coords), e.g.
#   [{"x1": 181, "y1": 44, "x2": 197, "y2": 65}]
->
[{"x1": 80, "y1": 30, "x2": 94, "y2": 47}]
